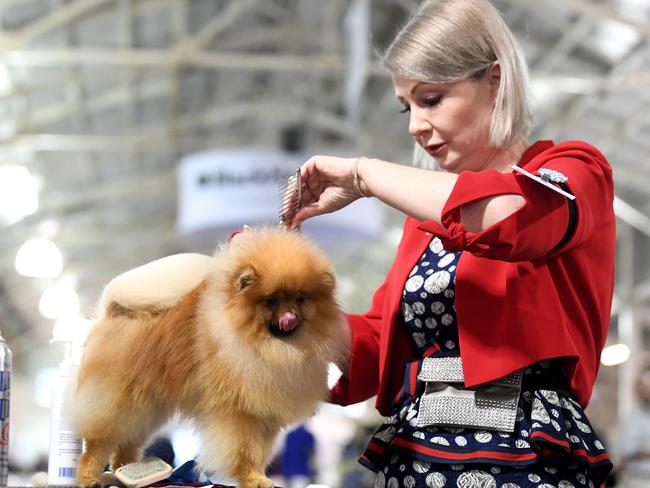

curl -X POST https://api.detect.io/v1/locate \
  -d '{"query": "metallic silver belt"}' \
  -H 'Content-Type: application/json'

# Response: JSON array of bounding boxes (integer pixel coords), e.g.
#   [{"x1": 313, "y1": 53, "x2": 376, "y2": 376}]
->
[{"x1": 415, "y1": 357, "x2": 522, "y2": 433}]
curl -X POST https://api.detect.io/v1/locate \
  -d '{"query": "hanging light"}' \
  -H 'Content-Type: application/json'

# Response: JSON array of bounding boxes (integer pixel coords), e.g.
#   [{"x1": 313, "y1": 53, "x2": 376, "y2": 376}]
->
[
  {"x1": 39, "y1": 284, "x2": 80, "y2": 320},
  {"x1": 601, "y1": 343, "x2": 631, "y2": 366},
  {"x1": 15, "y1": 238, "x2": 63, "y2": 278},
  {"x1": 0, "y1": 165, "x2": 38, "y2": 224},
  {"x1": 52, "y1": 316, "x2": 92, "y2": 344}
]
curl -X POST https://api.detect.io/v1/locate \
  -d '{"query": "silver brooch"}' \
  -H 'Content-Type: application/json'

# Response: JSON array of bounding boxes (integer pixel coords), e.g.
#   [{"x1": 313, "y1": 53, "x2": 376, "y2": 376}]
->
[
  {"x1": 538, "y1": 168, "x2": 568, "y2": 184},
  {"x1": 511, "y1": 164, "x2": 575, "y2": 200}
]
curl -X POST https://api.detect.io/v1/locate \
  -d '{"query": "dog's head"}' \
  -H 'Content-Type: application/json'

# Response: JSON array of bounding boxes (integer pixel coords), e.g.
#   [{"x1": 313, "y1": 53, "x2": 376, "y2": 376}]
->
[{"x1": 210, "y1": 228, "x2": 343, "y2": 355}]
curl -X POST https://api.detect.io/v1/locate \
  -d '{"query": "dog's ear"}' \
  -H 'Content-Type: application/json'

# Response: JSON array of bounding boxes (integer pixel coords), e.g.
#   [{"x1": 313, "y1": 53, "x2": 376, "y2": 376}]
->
[
  {"x1": 235, "y1": 266, "x2": 257, "y2": 292},
  {"x1": 317, "y1": 270, "x2": 336, "y2": 293}
]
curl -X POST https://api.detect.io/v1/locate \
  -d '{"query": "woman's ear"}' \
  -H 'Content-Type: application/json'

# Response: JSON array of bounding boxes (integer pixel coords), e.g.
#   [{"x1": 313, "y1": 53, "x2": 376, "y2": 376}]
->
[{"x1": 489, "y1": 62, "x2": 501, "y2": 96}]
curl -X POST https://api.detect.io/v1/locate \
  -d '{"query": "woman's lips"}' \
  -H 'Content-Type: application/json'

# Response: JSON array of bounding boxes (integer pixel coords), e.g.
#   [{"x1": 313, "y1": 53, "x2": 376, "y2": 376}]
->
[{"x1": 426, "y1": 143, "x2": 447, "y2": 157}]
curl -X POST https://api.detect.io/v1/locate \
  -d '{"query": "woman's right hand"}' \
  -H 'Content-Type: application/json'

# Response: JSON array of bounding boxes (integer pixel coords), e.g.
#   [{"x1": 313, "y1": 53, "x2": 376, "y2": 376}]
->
[{"x1": 288, "y1": 155, "x2": 366, "y2": 229}]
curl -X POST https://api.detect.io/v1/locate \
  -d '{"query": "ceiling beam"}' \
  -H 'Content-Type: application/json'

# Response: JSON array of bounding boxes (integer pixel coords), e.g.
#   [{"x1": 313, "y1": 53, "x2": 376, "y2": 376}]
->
[
  {"x1": 0, "y1": 47, "x2": 347, "y2": 72},
  {"x1": 556, "y1": 0, "x2": 650, "y2": 43},
  {"x1": 0, "y1": 0, "x2": 114, "y2": 48},
  {"x1": 180, "y1": 0, "x2": 259, "y2": 51},
  {"x1": 533, "y1": 16, "x2": 593, "y2": 71},
  {"x1": 614, "y1": 196, "x2": 650, "y2": 237},
  {"x1": 1, "y1": 97, "x2": 350, "y2": 151}
]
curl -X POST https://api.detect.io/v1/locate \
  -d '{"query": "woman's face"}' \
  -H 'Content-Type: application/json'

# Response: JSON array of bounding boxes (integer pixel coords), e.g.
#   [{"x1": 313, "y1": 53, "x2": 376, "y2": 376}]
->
[{"x1": 393, "y1": 70, "x2": 499, "y2": 174}]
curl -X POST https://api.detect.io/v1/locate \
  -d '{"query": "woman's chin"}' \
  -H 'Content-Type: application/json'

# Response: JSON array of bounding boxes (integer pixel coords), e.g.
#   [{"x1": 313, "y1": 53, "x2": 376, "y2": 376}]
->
[{"x1": 435, "y1": 154, "x2": 459, "y2": 173}]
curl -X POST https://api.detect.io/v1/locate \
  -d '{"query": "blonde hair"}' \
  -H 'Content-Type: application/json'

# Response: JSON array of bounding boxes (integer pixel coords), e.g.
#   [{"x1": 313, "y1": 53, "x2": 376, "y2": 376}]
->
[{"x1": 382, "y1": 0, "x2": 531, "y2": 149}]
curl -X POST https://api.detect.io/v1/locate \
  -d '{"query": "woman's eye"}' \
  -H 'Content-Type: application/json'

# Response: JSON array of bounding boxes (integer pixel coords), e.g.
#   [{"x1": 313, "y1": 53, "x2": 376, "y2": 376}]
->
[
  {"x1": 423, "y1": 96, "x2": 442, "y2": 107},
  {"x1": 399, "y1": 105, "x2": 410, "y2": 114},
  {"x1": 265, "y1": 296, "x2": 279, "y2": 308}
]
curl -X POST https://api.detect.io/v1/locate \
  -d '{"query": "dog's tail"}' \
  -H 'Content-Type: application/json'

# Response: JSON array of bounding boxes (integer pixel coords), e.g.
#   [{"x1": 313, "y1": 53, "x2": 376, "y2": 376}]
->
[{"x1": 100, "y1": 253, "x2": 213, "y2": 313}]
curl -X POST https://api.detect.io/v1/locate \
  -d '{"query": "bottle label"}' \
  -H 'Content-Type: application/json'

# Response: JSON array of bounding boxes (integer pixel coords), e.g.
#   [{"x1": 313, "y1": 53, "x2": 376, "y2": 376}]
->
[
  {"x1": 0, "y1": 399, "x2": 8, "y2": 422},
  {"x1": 58, "y1": 467, "x2": 76, "y2": 478}
]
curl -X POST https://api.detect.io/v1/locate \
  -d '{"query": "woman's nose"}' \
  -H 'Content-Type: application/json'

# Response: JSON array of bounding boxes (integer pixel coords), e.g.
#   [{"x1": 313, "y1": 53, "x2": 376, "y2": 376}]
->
[{"x1": 408, "y1": 109, "x2": 431, "y2": 138}]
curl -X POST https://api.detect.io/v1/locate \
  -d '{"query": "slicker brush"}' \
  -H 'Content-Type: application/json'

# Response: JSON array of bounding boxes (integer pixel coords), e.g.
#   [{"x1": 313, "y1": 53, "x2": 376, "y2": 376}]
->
[{"x1": 278, "y1": 168, "x2": 302, "y2": 229}]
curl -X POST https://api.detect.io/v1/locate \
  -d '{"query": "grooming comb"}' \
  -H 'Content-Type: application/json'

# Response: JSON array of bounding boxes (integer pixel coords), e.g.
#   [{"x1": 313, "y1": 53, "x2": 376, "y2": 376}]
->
[{"x1": 278, "y1": 168, "x2": 302, "y2": 229}]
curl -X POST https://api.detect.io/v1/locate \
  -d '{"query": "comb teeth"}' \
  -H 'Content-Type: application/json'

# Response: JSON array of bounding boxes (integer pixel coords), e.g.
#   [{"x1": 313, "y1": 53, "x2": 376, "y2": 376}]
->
[{"x1": 278, "y1": 168, "x2": 301, "y2": 228}]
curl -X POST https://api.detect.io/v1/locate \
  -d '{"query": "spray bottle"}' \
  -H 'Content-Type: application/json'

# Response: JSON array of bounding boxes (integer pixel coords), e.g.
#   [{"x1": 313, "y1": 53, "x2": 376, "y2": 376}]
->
[
  {"x1": 0, "y1": 330, "x2": 12, "y2": 486},
  {"x1": 48, "y1": 321, "x2": 84, "y2": 486}
]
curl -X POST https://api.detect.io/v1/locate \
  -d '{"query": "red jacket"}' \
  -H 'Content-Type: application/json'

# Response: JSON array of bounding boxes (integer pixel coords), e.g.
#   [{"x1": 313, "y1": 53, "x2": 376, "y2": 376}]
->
[{"x1": 330, "y1": 140, "x2": 616, "y2": 415}]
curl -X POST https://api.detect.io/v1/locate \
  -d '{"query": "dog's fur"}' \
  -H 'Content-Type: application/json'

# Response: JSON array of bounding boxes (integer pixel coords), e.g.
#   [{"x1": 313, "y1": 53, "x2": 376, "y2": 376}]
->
[{"x1": 73, "y1": 228, "x2": 350, "y2": 488}]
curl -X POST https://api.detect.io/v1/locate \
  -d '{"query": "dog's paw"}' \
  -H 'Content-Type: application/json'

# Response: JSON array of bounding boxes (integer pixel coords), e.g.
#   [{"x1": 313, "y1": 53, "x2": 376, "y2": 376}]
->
[
  {"x1": 77, "y1": 476, "x2": 102, "y2": 488},
  {"x1": 77, "y1": 466, "x2": 104, "y2": 487},
  {"x1": 239, "y1": 474, "x2": 274, "y2": 488}
]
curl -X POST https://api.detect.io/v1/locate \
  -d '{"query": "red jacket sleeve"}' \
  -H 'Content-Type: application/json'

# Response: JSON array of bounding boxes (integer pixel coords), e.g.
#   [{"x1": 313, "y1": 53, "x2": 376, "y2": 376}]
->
[
  {"x1": 431, "y1": 141, "x2": 614, "y2": 261},
  {"x1": 328, "y1": 280, "x2": 385, "y2": 406}
]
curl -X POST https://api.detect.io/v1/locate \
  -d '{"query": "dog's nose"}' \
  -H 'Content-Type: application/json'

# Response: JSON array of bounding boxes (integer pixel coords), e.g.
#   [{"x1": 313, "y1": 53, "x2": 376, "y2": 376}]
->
[{"x1": 278, "y1": 312, "x2": 299, "y2": 332}]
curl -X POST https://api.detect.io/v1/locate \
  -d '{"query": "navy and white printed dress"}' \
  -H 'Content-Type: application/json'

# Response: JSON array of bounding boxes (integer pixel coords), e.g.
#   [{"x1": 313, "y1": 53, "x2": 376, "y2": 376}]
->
[{"x1": 360, "y1": 237, "x2": 612, "y2": 488}]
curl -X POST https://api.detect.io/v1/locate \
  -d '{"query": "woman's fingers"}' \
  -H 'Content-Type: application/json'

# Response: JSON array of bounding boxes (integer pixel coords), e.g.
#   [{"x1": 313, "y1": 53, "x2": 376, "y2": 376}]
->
[
  {"x1": 292, "y1": 204, "x2": 320, "y2": 228},
  {"x1": 301, "y1": 157, "x2": 325, "y2": 200},
  {"x1": 290, "y1": 155, "x2": 362, "y2": 226},
  {"x1": 299, "y1": 184, "x2": 314, "y2": 207}
]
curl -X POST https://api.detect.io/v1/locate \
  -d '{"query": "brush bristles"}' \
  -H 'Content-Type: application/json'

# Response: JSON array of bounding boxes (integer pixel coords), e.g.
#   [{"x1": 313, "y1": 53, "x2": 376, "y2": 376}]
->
[{"x1": 278, "y1": 169, "x2": 301, "y2": 228}]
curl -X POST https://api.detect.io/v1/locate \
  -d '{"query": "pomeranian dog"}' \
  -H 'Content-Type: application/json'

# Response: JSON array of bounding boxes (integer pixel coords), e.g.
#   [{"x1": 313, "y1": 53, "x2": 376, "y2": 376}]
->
[{"x1": 73, "y1": 227, "x2": 350, "y2": 488}]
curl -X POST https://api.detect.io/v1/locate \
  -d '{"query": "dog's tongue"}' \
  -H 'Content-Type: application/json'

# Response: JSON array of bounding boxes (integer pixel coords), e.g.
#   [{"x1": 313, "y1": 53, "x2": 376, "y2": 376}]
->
[{"x1": 278, "y1": 312, "x2": 299, "y2": 332}]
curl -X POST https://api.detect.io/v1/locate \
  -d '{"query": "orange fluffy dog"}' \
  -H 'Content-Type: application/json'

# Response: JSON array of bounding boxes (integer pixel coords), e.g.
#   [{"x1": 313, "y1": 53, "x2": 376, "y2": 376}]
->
[{"x1": 73, "y1": 227, "x2": 349, "y2": 488}]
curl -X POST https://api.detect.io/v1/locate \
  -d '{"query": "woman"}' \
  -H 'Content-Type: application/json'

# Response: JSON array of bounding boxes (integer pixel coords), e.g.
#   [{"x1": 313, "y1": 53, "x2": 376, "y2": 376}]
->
[{"x1": 287, "y1": 0, "x2": 615, "y2": 487}]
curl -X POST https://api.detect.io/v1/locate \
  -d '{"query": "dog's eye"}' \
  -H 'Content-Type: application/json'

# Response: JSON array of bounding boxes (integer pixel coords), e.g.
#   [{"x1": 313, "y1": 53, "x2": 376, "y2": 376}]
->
[
  {"x1": 296, "y1": 295, "x2": 309, "y2": 304},
  {"x1": 265, "y1": 296, "x2": 279, "y2": 308}
]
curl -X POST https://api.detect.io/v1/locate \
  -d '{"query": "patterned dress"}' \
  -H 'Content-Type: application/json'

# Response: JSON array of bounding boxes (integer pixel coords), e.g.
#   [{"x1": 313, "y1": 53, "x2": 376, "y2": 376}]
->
[{"x1": 360, "y1": 237, "x2": 612, "y2": 488}]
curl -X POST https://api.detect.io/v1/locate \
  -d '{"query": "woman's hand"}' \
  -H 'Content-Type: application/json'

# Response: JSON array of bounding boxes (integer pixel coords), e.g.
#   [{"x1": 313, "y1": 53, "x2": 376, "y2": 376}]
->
[
  {"x1": 290, "y1": 155, "x2": 365, "y2": 228},
  {"x1": 285, "y1": 154, "x2": 467, "y2": 229}
]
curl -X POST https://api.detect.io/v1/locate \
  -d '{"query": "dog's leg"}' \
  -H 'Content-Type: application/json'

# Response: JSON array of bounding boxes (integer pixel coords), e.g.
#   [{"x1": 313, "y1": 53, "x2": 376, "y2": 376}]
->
[
  {"x1": 77, "y1": 439, "x2": 116, "y2": 488},
  {"x1": 110, "y1": 436, "x2": 145, "y2": 471},
  {"x1": 199, "y1": 414, "x2": 279, "y2": 488},
  {"x1": 228, "y1": 416, "x2": 279, "y2": 488},
  {"x1": 109, "y1": 406, "x2": 171, "y2": 471}
]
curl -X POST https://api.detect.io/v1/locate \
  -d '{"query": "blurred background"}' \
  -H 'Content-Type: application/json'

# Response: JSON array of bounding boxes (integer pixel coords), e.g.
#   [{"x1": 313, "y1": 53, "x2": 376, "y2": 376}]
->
[{"x1": 0, "y1": 0, "x2": 648, "y2": 486}]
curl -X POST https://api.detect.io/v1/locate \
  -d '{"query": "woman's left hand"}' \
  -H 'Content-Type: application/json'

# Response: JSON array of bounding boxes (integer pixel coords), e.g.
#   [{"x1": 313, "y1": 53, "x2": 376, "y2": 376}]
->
[{"x1": 289, "y1": 155, "x2": 364, "y2": 228}]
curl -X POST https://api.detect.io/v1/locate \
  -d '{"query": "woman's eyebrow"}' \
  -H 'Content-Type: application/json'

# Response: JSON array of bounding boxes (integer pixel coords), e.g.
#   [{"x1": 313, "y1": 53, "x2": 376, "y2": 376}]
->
[
  {"x1": 409, "y1": 81, "x2": 427, "y2": 95},
  {"x1": 396, "y1": 81, "x2": 442, "y2": 101}
]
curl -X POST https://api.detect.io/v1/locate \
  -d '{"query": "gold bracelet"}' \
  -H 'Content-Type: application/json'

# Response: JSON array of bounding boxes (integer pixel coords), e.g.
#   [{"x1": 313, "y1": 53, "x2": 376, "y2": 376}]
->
[{"x1": 352, "y1": 156, "x2": 368, "y2": 198}]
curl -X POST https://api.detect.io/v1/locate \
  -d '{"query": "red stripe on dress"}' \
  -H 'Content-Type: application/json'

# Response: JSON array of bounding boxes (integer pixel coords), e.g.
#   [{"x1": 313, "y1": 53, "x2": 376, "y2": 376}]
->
[
  {"x1": 529, "y1": 430, "x2": 570, "y2": 449},
  {"x1": 570, "y1": 448, "x2": 610, "y2": 464},
  {"x1": 365, "y1": 440, "x2": 387, "y2": 455},
  {"x1": 360, "y1": 454, "x2": 372, "y2": 464},
  {"x1": 394, "y1": 385, "x2": 405, "y2": 403},
  {"x1": 392, "y1": 438, "x2": 538, "y2": 462},
  {"x1": 409, "y1": 362, "x2": 418, "y2": 397},
  {"x1": 423, "y1": 344, "x2": 440, "y2": 357}
]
